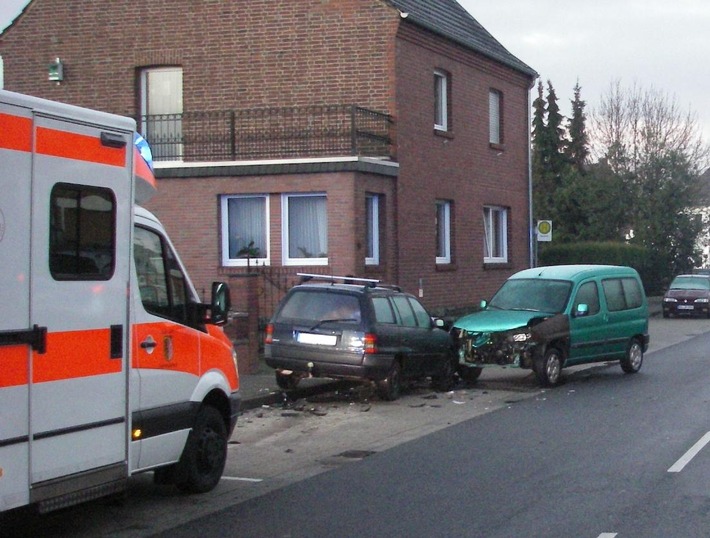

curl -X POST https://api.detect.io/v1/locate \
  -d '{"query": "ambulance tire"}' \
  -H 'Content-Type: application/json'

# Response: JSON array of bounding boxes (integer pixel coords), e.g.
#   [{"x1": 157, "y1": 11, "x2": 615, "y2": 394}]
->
[{"x1": 175, "y1": 405, "x2": 228, "y2": 494}]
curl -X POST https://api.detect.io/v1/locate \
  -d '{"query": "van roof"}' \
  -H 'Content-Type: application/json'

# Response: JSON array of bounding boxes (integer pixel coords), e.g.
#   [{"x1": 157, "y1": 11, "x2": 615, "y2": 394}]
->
[{"x1": 510, "y1": 264, "x2": 639, "y2": 281}]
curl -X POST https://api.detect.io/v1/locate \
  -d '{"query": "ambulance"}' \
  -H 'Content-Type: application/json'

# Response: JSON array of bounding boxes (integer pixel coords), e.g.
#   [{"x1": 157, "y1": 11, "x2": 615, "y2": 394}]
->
[{"x1": 0, "y1": 90, "x2": 240, "y2": 513}]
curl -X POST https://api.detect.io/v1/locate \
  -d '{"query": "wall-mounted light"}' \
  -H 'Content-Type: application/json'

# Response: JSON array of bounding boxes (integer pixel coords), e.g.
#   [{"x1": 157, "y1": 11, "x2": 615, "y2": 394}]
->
[{"x1": 48, "y1": 58, "x2": 63, "y2": 83}]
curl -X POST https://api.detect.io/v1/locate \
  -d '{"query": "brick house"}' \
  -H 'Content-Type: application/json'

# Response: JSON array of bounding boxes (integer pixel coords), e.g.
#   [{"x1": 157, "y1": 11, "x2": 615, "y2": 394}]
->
[{"x1": 1, "y1": 0, "x2": 537, "y2": 373}]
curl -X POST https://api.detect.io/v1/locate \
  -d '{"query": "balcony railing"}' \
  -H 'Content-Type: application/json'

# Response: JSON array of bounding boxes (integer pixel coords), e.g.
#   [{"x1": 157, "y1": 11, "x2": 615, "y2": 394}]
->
[{"x1": 138, "y1": 105, "x2": 393, "y2": 162}]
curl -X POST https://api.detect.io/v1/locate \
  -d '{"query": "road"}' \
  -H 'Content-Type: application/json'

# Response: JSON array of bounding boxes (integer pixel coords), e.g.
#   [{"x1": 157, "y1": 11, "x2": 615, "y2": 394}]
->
[{"x1": 4, "y1": 317, "x2": 710, "y2": 537}]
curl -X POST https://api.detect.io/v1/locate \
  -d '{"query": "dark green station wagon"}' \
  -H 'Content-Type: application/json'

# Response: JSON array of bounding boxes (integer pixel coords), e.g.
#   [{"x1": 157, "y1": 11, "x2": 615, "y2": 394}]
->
[{"x1": 451, "y1": 265, "x2": 650, "y2": 387}]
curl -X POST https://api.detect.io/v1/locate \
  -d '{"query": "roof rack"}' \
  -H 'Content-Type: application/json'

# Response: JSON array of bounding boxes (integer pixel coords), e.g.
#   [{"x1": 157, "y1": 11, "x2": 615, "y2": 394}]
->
[{"x1": 297, "y1": 273, "x2": 381, "y2": 287}]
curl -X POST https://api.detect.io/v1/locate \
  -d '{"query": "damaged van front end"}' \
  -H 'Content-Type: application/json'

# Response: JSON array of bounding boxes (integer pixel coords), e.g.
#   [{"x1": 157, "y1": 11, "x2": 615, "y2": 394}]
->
[{"x1": 452, "y1": 309, "x2": 569, "y2": 374}]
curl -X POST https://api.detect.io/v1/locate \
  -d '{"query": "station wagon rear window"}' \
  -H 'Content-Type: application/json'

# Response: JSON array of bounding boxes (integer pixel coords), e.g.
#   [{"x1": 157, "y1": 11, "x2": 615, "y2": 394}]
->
[{"x1": 277, "y1": 291, "x2": 361, "y2": 324}]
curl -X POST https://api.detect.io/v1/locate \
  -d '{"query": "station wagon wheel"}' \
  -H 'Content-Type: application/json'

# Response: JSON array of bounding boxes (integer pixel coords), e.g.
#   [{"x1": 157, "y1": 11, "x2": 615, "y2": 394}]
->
[
  {"x1": 275, "y1": 371, "x2": 301, "y2": 391},
  {"x1": 534, "y1": 347, "x2": 563, "y2": 387},
  {"x1": 174, "y1": 405, "x2": 228, "y2": 494},
  {"x1": 431, "y1": 355, "x2": 457, "y2": 392},
  {"x1": 620, "y1": 338, "x2": 643, "y2": 373},
  {"x1": 377, "y1": 360, "x2": 402, "y2": 401},
  {"x1": 458, "y1": 365, "x2": 483, "y2": 385}
]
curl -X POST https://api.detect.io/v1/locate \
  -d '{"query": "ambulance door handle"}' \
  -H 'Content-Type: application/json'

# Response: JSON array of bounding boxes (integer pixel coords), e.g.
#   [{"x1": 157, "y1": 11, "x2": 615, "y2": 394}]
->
[{"x1": 140, "y1": 335, "x2": 158, "y2": 352}]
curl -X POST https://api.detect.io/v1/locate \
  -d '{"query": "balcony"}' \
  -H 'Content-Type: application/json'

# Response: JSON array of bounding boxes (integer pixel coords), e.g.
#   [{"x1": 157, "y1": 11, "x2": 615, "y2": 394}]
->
[{"x1": 138, "y1": 105, "x2": 394, "y2": 163}]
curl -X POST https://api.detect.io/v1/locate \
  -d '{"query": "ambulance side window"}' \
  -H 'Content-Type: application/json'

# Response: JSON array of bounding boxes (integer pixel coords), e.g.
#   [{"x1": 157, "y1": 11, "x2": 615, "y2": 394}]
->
[
  {"x1": 49, "y1": 183, "x2": 115, "y2": 280},
  {"x1": 134, "y1": 226, "x2": 192, "y2": 325}
]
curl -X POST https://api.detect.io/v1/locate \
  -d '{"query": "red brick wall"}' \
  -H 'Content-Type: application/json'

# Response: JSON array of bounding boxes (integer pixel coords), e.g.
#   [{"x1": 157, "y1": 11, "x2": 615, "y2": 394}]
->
[
  {"x1": 1, "y1": 0, "x2": 399, "y2": 116},
  {"x1": 1, "y1": 0, "x2": 534, "y2": 313},
  {"x1": 144, "y1": 169, "x2": 397, "y2": 303},
  {"x1": 393, "y1": 25, "x2": 533, "y2": 308}
]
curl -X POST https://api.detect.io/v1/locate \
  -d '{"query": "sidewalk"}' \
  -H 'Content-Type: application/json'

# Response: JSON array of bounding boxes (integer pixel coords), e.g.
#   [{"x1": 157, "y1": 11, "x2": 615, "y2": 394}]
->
[{"x1": 238, "y1": 296, "x2": 663, "y2": 411}]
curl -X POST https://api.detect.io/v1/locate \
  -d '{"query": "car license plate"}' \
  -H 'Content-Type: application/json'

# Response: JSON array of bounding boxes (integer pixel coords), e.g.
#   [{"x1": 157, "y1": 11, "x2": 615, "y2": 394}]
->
[
  {"x1": 296, "y1": 332, "x2": 337, "y2": 346},
  {"x1": 678, "y1": 305, "x2": 694, "y2": 310}
]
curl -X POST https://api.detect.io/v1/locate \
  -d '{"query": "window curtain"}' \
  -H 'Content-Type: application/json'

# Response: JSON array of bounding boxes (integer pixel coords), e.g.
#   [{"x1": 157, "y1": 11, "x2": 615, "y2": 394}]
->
[
  {"x1": 289, "y1": 196, "x2": 327, "y2": 258},
  {"x1": 228, "y1": 197, "x2": 265, "y2": 259}
]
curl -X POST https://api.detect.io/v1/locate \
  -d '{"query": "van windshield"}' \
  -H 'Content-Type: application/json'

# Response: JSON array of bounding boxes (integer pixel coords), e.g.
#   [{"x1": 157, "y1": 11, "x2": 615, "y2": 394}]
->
[{"x1": 488, "y1": 279, "x2": 572, "y2": 314}]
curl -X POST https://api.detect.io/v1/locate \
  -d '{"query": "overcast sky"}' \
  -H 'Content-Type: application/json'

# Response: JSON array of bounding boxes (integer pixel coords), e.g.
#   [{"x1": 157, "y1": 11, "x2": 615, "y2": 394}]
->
[{"x1": 2, "y1": 0, "x2": 709, "y2": 143}]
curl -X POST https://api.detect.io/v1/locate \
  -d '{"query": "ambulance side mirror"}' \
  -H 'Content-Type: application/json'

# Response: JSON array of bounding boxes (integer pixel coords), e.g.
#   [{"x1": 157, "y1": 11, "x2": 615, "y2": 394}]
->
[{"x1": 209, "y1": 281, "x2": 231, "y2": 326}]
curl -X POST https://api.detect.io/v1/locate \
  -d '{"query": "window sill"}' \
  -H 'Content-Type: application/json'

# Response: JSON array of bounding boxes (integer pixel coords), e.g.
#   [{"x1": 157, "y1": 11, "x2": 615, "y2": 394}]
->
[
  {"x1": 489, "y1": 142, "x2": 505, "y2": 152},
  {"x1": 434, "y1": 129, "x2": 455, "y2": 140},
  {"x1": 483, "y1": 261, "x2": 511, "y2": 270},
  {"x1": 436, "y1": 263, "x2": 457, "y2": 272}
]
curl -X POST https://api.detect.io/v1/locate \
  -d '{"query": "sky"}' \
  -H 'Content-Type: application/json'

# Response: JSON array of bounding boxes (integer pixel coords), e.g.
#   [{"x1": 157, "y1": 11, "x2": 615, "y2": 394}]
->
[{"x1": 2, "y1": 0, "x2": 709, "y2": 143}]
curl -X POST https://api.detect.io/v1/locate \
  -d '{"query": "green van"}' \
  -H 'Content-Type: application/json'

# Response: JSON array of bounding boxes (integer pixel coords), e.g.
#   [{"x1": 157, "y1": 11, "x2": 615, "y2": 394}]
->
[{"x1": 451, "y1": 265, "x2": 649, "y2": 386}]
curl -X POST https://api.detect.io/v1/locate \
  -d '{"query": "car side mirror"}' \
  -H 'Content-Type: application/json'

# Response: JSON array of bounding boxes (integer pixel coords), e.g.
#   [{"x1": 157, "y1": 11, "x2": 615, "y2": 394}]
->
[
  {"x1": 575, "y1": 303, "x2": 589, "y2": 318},
  {"x1": 434, "y1": 318, "x2": 445, "y2": 329},
  {"x1": 480, "y1": 300, "x2": 488, "y2": 309},
  {"x1": 209, "y1": 281, "x2": 231, "y2": 326}
]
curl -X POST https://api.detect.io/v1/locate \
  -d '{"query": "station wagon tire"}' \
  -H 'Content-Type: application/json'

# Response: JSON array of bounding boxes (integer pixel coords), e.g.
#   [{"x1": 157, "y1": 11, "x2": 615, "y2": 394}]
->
[
  {"x1": 431, "y1": 356, "x2": 457, "y2": 392},
  {"x1": 458, "y1": 365, "x2": 483, "y2": 385},
  {"x1": 620, "y1": 338, "x2": 643, "y2": 373},
  {"x1": 377, "y1": 360, "x2": 402, "y2": 401},
  {"x1": 534, "y1": 347, "x2": 563, "y2": 387},
  {"x1": 174, "y1": 405, "x2": 228, "y2": 494},
  {"x1": 275, "y1": 371, "x2": 301, "y2": 391}
]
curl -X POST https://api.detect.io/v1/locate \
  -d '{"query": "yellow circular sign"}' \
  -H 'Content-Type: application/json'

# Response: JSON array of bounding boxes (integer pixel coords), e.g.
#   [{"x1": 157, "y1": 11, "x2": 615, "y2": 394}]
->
[{"x1": 537, "y1": 220, "x2": 551, "y2": 234}]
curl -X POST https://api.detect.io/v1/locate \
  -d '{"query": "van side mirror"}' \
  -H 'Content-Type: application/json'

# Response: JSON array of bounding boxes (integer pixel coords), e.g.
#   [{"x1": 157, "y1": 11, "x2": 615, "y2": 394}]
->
[
  {"x1": 209, "y1": 281, "x2": 231, "y2": 326},
  {"x1": 575, "y1": 303, "x2": 589, "y2": 318}
]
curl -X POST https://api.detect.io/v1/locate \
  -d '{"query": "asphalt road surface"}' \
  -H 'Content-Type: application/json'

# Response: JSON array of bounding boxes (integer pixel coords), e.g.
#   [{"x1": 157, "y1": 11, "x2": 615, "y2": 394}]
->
[
  {"x1": 4, "y1": 317, "x2": 710, "y2": 537},
  {"x1": 151, "y1": 326, "x2": 710, "y2": 538}
]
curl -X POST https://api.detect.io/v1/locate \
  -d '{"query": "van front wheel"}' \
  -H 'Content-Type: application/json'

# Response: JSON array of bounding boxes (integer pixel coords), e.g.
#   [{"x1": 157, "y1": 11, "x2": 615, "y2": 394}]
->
[
  {"x1": 534, "y1": 347, "x2": 562, "y2": 387},
  {"x1": 175, "y1": 405, "x2": 228, "y2": 494},
  {"x1": 620, "y1": 339, "x2": 643, "y2": 373}
]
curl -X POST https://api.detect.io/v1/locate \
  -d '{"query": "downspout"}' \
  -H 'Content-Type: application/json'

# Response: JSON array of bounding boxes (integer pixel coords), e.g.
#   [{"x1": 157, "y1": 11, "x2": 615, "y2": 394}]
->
[{"x1": 527, "y1": 77, "x2": 536, "y2": 268}]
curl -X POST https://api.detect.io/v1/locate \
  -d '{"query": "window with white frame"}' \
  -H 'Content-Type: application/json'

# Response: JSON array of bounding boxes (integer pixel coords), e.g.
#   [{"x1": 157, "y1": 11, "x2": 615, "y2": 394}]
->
[
  {"x1": 366, "y1": 194, "x2": 380, "y2": 265},
  {"x1": 434, "y1": 70, "x2": 449, "y2": 131},
  {"x1": 436, "y1": 200, "x2": 451, "y2": 264},
  {"x1": 483, "y1": 206, "x2": 508, "y2": 263},
  {"x1": 283, "y1": 193, "x2": 328, "y2": 265},
  {"x1": 221, "y1": 195, "x2": 269, "y2": 267},
  {"x1": 489, "y1": 89, "x2": 502, "y2": 145},
  {"x1": 139, "y1": 66, "x2": 183, "y2": 161}
]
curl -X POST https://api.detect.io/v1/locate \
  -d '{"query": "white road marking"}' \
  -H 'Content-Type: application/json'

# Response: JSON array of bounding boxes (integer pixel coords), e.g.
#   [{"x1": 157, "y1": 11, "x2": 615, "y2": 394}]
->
[
  {"x1": 597, "y1": 534, "x2": 617, "y2": 538},
  {"x1": 221, "y1": 476, "x2": 264, "y2": 483},
  {"x1": 668, "y1": 431, "x2": 710, "y2": 473}
]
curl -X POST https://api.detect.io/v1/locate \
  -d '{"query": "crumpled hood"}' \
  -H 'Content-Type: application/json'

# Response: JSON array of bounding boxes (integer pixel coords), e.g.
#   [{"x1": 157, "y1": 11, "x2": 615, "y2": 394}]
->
[{"x1": 453, "y1": 309, "x2": 552, "y2": 333}]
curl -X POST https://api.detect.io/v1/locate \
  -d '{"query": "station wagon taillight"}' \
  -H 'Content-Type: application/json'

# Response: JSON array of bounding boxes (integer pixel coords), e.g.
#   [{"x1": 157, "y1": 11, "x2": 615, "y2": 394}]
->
[
  {"x1": 265, "y1": 323, "x2": 274, "y2": 345},
  {"x1": 364, "y1": 333, "x2": 377, "y2": 354}
]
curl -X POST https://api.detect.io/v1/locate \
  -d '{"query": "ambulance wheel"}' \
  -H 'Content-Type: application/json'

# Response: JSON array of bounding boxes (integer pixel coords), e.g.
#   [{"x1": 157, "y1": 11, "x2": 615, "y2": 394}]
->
[{"x1": 175, "y1": 405, "x2": 228, "y2": 494}]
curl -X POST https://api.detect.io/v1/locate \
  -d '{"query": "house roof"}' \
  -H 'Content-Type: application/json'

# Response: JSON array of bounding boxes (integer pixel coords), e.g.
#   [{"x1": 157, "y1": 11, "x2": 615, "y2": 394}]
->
[{"x1": 388, "y1": 0, "x2": 537, "y2": 78}]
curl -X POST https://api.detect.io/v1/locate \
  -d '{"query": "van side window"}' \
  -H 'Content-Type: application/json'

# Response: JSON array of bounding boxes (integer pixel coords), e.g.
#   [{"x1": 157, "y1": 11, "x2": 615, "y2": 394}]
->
[
  {"x1": 134, "y1": 225, "x2": 192, "y2": 325},
  {"x1": 602, "y1": 277, "x2": 643, "y2": 312},
  {"x1": 49, "y1": 183, "x2": 115, "y2": 280},
  {"x1": 574, "y1": 281, "x2": 600, "y2": 315}
]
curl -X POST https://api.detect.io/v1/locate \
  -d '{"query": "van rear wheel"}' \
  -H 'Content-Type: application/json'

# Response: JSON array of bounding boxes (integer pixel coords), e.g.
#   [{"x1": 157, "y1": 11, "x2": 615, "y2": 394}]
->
[
  {"x1": 534, "y1": 347, "x2": 562, "y2": 387},
  {"x1": 174, "y1": 405, "x2": 228, "y2": 494},
  {"x1": 620, "y1": 338, "x2": 643, "y2": 373}
]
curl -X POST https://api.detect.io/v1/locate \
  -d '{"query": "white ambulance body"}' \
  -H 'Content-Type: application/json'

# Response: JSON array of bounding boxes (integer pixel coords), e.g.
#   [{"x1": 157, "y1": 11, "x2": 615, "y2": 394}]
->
[{"x1": 0, "y1": 90, "x2": 240, "y2": 513}]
